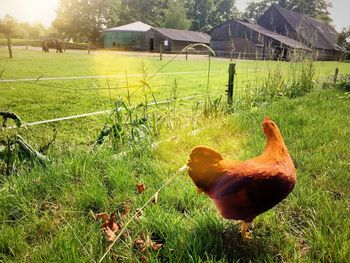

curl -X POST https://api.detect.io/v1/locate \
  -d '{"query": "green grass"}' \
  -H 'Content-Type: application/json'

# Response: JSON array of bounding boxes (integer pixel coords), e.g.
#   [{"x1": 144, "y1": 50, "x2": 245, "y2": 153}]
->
[{"x1": 1, "y1": 48, "x2": 350, "y2": 262}]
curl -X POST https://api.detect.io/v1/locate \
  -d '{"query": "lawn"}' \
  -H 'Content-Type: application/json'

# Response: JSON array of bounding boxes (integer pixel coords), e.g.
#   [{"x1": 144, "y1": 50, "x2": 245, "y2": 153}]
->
[{"x1": 1, "y1": 47, "x2": 350, "y2": 262}]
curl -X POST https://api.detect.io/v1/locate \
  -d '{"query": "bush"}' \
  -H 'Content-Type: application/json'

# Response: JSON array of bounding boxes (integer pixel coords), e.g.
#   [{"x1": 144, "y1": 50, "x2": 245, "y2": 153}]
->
[{"x1": 336, "y1": 74, "x2": 350, "y2": 91}]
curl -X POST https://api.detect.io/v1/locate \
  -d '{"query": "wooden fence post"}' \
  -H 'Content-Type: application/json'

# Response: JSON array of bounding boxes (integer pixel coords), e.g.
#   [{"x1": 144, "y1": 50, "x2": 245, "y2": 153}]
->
[
  {"x1": 7, "y1": 38, "x2": 12, "y2": 59},
  {"x1": 186, "y1": 51, "x2": 188, "y2": 61},
  {"x1": 160, "y1": 44, "x2": 163, "y2": 61},
  {"x1": 226, "y1": 63, "x2": 235, "y2": 106},
  {"x1": 334, "y1": 67, "x2": 339, "y2": 84}
]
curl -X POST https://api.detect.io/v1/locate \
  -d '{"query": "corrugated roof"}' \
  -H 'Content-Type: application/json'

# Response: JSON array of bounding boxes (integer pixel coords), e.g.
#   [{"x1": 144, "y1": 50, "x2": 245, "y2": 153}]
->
[
  {"x1": 153, "y1": 28, "x2": 211, "y2": 44},
  {"x1": 272, "y1": 5, "x2": 342, "y2": 51},
  {"x1": 237, "y1": 21, "x2": 311, "y2": 50},
  {"x1": 104, "y1": 21, "x2": 152, "y2": 32}
]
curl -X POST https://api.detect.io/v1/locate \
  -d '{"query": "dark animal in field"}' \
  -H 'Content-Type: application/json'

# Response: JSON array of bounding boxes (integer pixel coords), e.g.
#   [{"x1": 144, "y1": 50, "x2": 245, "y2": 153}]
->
[
  {"x1": 42, "y1": 41, "x2": 49, "y2": 52},
  {"x1": 42, "y1": 39, "x2": 64, "y2": 53}
]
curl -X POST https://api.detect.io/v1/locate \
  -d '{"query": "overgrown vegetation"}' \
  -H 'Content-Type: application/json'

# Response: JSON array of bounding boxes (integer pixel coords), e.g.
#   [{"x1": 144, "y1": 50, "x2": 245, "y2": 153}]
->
[{"x1": 237, "y1": 61, "x2": 316, "y2": 110}]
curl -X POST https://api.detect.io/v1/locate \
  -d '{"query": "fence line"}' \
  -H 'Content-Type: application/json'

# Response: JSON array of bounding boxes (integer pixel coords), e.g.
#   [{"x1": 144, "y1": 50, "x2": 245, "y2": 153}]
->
[
  {"x1": 0, "y1": 70, "x2": 225, "y2": 83},
  {"x1": 4, "y1": 92, "x2": 221, "y2": 130}
]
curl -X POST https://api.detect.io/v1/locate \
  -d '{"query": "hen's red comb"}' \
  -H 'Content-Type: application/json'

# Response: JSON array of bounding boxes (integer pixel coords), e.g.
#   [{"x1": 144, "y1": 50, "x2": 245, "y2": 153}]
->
[{"x1": 264, "y1": 116, "x2": 271, "y2": 122}]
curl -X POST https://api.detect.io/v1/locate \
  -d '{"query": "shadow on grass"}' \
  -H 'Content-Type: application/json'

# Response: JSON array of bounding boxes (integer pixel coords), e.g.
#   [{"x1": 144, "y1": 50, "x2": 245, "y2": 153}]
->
[{"x1": 186, "y1": 220, "x2": 279, "y2": 262}]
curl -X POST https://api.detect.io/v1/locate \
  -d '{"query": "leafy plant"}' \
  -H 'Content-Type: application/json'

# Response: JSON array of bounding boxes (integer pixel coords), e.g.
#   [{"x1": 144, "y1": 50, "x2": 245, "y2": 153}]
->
[{"x1": 336, "y1": 74, "x2": 350, "y2": 91}]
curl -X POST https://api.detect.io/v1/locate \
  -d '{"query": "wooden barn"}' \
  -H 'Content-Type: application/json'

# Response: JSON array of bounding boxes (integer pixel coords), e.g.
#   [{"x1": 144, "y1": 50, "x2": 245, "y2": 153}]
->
[
  {"x1": 145, "y1": 28, "x2": 211, "y2": 52},
  {"x1": 103, "y1": 21, "x2": 152, "y2": 50},
  {"x1": 210, "y1": 19, "x2": 311, "y2": 60},
  {"x1": 257, "y1": 4, "x2": 345, "y2": 60}
]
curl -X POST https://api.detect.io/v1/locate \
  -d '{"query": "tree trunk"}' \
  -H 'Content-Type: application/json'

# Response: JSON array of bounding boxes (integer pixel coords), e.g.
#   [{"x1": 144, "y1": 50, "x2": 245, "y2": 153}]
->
[{"x1": 7, "y1": 38, "x2": 13, "y2": 58}]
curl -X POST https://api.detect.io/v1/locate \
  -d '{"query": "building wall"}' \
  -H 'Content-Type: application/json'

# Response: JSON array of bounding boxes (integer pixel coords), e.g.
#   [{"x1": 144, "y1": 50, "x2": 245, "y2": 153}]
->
[
  {"x1": 257, "y1": 6, "x2": 341, "y2": 61},
  {"x1": 104, "y1": 31, "x2": 146, "y2": 50},
  {"x1": 144, "y1": 29, "x2": 209, "y2": 52},
  {"x1": 210, "y1": 21, "x2": 295, "y2": 60}
]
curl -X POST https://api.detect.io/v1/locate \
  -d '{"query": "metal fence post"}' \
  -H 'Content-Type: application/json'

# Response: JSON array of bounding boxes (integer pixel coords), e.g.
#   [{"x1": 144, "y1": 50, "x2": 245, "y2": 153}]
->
[{"x1": 226, "y1": 63, "x2": 236, "y2": 106}]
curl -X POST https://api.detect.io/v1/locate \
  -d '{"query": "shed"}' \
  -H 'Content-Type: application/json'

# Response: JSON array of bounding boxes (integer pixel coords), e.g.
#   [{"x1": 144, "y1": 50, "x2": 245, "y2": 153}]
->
[
  {"x1": 210, "y1": 19, "x2": 311, "y2": 60},
  {"x1": 104, "y1": 21, "x2": 152, "y2": 50},
  {"x1": 257, "y1": 4, "x2": 344, "y2": 60},
  {"x1": 145, "y1": 28, "x2": 211, "y2": 52}
]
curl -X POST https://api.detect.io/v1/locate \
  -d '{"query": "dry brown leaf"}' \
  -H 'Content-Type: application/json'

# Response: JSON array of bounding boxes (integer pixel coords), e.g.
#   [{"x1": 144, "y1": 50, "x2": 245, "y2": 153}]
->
[
  {"x1": 151, "y1": 242, "x2": 163, "y2": 251},
  {"x1": 95, "y1": 212, "x2": 120, "y2": 241},
  {"x1": 134, "y1": 235, "x2": 163, "y2": 254},
  {"x1": 137, "y1": 183, "x2": 146, "y2": 194},
  {"x1": 136, "y1": 208, "x2": 143, "y2": 218},
  {"x1": 102, "y1": 213, "x2": 119, "y2": 232},
  {"x1": 139, "y1": 255, "x2": 148, "y2": 262},
  {"x1": 103, "y1": 226, "x2": 116, "y2": 242},
  {"x1": 121, "y1": 202, "x2": 131, "y2": 218},
  {"x1": 95, "y1": 212, "x2": 110, "y2": 222}
]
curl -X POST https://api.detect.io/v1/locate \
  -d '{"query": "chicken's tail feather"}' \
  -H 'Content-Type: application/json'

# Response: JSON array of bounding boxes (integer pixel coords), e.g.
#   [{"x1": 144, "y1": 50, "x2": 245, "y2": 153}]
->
[{"x1": 188, "y1": 146, "x2": 226, "y2": 193}]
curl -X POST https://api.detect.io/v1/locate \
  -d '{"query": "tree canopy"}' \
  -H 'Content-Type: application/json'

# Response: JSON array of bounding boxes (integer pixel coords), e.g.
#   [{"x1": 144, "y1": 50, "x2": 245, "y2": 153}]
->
[
  {"x1": 53, "y1": 0, "x2": 119, "y2": 43},
  {"x1": 187, "y1": 0, "x2": 240, "y2": 32},
  {"x1": 162, "y1": 0, "x2": 191, "y2": 30},
  {"x1": 243, "y1": 0, "x2": 333, "y2": 24}
]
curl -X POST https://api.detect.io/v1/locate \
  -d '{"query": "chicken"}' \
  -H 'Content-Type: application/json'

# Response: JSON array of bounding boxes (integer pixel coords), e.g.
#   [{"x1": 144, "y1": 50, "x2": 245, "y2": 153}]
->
[{"x1": 187, "y1": 117, "x2": 296, "y2": 239}]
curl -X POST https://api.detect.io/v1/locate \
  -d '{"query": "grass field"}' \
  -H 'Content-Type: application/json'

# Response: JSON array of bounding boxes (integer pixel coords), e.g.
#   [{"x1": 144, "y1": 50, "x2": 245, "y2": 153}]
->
[{"x1": 1, "y1": 47, "x2": 350, "y2": 262}]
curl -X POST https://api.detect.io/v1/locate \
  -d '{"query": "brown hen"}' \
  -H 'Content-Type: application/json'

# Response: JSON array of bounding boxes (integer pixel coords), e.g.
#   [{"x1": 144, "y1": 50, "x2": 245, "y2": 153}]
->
[{"x1": 187, "y1": 117, "x2": 296, "y2": 239}]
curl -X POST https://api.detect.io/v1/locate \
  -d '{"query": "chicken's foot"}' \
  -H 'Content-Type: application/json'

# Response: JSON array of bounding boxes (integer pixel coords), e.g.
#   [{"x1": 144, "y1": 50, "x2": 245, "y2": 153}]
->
[{"x1": 240, "y1": 222, "x2": 251, "y2": 240}]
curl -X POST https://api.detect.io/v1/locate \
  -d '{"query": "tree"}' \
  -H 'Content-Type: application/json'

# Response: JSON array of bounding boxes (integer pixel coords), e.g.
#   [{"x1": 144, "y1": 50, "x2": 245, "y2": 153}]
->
[
  {"x1": 0, "y1": 15, "x2": 18, "y2": 58},
  {"x1": 243, "y1": 0, "x2": 332, "y2": 23},
  {"x1": 187, "y1": 0, "x2": 240, "y2": 32},
  {"x1": 338, "y1": 27, "x2": 350, "y2": 57},
  {"x1": 53, "y1": 0, "x2": 120, "y2": 43},
  {"x1": 162, "y1": 0, "x2": 191, "y2": 29},
  {"x1": 118, "y1": 0, "x2": 167, "y2": 27}
]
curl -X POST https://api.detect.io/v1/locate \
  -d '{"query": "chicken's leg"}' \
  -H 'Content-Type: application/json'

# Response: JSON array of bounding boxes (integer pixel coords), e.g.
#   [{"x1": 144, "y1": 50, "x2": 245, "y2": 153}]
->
[{"x1": 240, "y1": 222, "x2": 251, "y2": 240}]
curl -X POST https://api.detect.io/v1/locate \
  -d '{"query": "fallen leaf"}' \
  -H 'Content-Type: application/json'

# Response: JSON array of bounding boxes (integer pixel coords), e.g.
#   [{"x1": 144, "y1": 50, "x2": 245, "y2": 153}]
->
[
  {"x1": 134, "y1": 234, "x2": 163, "y2": 253},
  {"x1": 102, "y1": 213, "x2": 119, "y2": 232},
  {"x1": 121, "y1": 202, "x2": 131, "y2": 218},
  {"x1": 136, "y1": 208, "x2": 143, "y2": 218},
  {"x1": 151, "y1": 242, "x2": 163, "y2": 251},
  {"x1": 137, "y1": 183, "x2": 146, "y2": 193},
  {"x1": 95, "y1": 212, "x2": 120, "y2": 241},
  {"x1": 139, "y1": 255, "x2": 148, "y2": 262},
  {"x1": 103, "y1": 226, "x2": 116, "y2": 242},
  {"x1": 134, "y1": 238, "x2": 146, "y2": 250},
  {"x1": 95, "y1": 212, "x2": 110, "y2": 222}
]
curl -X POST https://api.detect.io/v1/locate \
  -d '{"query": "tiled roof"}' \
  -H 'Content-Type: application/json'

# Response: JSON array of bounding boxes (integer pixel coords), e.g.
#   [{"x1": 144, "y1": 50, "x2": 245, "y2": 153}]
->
[
  {"x1": 153, "y1": 28, "x2": 211, "y2": 44},
  {"x1": 238, "y1": 21, "x2": 311, "y2": 50},
  {"x1": 271, "y1": 5, "x2": 342, "y2": 51},
  {"x1": 104, "y1": 21, "x2": 152, "y2": 32}
]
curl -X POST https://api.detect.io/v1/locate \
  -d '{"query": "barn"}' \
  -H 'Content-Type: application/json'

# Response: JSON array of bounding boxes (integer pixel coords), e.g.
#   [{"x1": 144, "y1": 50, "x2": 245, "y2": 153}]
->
[
  {"x1": 210, "y1": 19, "x2": 311, "y2": 60},
  {"x1": 257, "y1": 4, "x2": 344, "y2": 60},
  {"x1": 145, "y1": 28, "x2": 211, "y2": 52},
  {"x1": 103, "y1": 21, "x2": 152, "y2": 50}
]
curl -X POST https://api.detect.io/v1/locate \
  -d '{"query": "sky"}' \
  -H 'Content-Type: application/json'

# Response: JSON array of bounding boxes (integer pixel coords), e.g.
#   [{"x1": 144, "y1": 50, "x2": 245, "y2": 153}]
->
[{"x1": 0, "y1": 0, "x2": 349, "y2": 30}]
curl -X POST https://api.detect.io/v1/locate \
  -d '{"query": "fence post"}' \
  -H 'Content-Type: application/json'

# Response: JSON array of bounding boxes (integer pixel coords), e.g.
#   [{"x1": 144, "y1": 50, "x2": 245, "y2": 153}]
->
[
  {"x1": 226, "y1": 63, "x2": 235, "y2": 106},
  {"x1": 333, "y1": 67, "x2": 339, "y2": 84},
  {"x1": 186, "y1": 51, "x2": 188, "y2": 61},
  {"x1": 160, "y1": 44, "x2": 163, "y2": 61},
  {"x1": 7, "y1": 38, "x2": 12, "y2": 59}
]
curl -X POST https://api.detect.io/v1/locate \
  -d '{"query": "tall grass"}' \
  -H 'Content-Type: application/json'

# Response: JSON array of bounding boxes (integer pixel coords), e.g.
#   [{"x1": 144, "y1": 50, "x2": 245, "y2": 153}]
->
[{"x1": 236, "y1": 61, "x2": 316, "y2": 111}]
